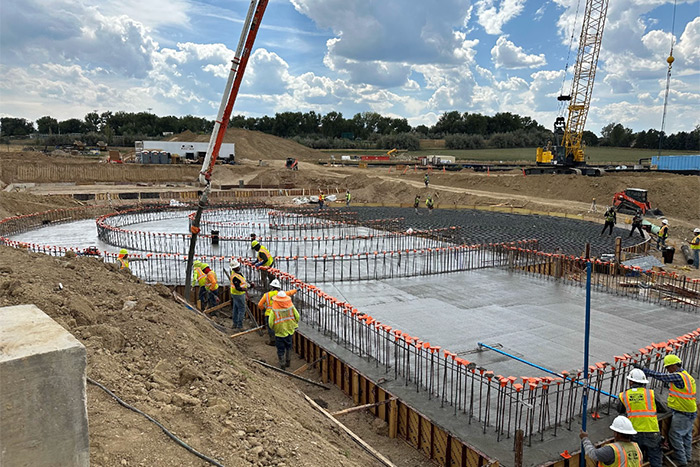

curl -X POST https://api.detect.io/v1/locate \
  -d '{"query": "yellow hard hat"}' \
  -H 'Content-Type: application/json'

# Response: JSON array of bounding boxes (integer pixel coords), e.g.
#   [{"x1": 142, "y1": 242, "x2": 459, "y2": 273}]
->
[
  {"x1": 251, "y1": 240, "x2": 259, "y2": 248},
  {"x1": 663, "y1": 354, "x2": 682, "y2": 367},
  {"x1": 119, "y1": 248, "x2": 128, "y2": 255}
]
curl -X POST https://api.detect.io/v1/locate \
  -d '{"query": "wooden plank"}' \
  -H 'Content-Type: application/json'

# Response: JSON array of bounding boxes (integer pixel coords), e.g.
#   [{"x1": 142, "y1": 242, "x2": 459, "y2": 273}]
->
[
  {"x1": 466, "y1": 448, "x2": 481, "y2": 467},
  {"x1": 229, "y1": 326, "x2": 264, "y2": 338},
  {"x1": 352, "y1": 371, "x2": 360, "y2": 404},
  {"x1": 331, "y1": 398, "x2": 397, "y2": 417},
  {"x1": 398, "y1": 403, "x2": 408, "y2": 439},
  {"x1": 449, "y1": 437, "x2": 464, "y2": 467},
  {"x1": 321, "y1": 351, "x2": 329, "y2": 383},
  {"x1": 388, "y1": 399, "x2": 398, "y2": 439},
  {"x1": 203, "y1": 299, "x2": 231, "y2": 314},
  {"x1": 377, "y1": 388, "x2": 387, "y2": 420},
  {"x1": 407, "y1": 409, "x2": 420, "y2": 448},
  {"x1": 303, "y1": 394, "x2": 397, "y2": 467},
  {"x1": 433, "y1": 426, "x2": 448, "y2": 466},
  {"x1": 419, "y1": 416, "x2": 432, "y2": 458}
]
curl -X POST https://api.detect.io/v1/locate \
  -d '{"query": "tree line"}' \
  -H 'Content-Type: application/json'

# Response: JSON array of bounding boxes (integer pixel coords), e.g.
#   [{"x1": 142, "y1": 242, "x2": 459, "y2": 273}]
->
[{"x1": 1, "y1": 110, "x2": 698, "y2": 151}]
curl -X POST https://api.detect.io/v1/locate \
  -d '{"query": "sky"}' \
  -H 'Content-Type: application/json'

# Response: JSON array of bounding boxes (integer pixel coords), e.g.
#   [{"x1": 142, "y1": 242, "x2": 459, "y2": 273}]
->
[{"x1": 1, "y1": 0, "x2": 698, "y2": 136}]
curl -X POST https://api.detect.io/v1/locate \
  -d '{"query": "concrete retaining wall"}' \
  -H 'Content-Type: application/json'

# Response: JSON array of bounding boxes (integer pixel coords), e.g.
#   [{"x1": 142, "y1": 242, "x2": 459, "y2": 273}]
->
[{"x1": 0, "y1": 305, "x2": 89, "y2": 467}]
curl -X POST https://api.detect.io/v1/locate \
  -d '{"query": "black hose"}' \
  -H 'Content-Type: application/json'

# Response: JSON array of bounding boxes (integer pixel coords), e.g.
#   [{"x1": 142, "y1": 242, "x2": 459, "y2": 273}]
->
[{"x1": 87, "y1": 377, "x2": 225, "y2": 467}]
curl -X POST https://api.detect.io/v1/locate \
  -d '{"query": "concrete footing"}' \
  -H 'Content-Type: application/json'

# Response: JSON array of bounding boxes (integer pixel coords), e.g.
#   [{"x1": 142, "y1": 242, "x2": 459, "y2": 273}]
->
[{"x1": 0, "y1": 305, "x2": 89, "y2": 467}]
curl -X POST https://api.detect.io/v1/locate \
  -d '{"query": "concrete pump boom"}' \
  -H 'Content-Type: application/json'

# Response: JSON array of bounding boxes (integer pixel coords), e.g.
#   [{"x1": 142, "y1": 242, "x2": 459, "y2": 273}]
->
[{"x1": 184, "y1": 0, "x2": 269, "y2": 302}]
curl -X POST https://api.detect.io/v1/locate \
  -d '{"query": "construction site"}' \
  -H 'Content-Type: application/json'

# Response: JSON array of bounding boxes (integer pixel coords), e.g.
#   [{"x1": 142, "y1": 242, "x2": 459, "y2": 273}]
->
[{"x1": 1, "y1": 0, "x2": 699, "y2": 466}]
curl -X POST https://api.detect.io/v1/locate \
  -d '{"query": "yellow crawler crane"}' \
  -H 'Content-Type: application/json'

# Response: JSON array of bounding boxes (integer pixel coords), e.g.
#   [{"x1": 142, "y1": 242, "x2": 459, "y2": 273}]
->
[{"x1": 533, "y1": 0, "x2": 609, "y2": 176}]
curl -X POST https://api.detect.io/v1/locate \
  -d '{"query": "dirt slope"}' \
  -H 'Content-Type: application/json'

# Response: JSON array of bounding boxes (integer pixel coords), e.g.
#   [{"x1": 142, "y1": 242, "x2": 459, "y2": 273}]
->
[
  {"x1": 171, "y1": 129, "x2": 320, "y2": 162},
  {"x1": 0, "y1": 246, "x2": 385, "y2": 467}
]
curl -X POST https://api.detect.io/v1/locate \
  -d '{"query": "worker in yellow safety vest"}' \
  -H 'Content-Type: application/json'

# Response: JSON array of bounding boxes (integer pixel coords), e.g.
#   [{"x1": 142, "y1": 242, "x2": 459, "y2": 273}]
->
[
  {"x1": 257, "y1": 279, "x2": 297, "y2": 346},
  {"x1": 638, "y1": 355, "x2": 696, "y2": 466},
  {"x1": 689, "y1": 227, "x2": 700, "y2": 270},
  {"x1": 229, "y1": 259, "x2": 252, "y2": 330},
  {"x1": 580, "y1": 415, "x2": 642, "y2": 467},
  {"x1": 117, "y1": 249, "x2": 130, "y2": 270},
  {"x1": 251, "y1": 240, "x2": 274, "y2": 267},
  {"x1": 193, "y1": 260, "x2": 219, "y2": 311},
  {"x1": 617, "y1": 369, "x2": 665, "y2": 467},
  {"x1": 268, "y1": 291, "x2": 299, "y2": 369},
  {"x1": 656, "y1": 219, "x2": 669, "y2": 249}
]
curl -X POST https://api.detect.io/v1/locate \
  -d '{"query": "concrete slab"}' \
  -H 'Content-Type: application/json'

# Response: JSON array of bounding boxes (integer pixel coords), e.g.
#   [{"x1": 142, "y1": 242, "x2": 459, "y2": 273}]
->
[
  {"x1": 0, "y1": 305, "x2": 89, "y2": 467},
  {"x1": 319, "y1": 267, "x2": 694, "y2": 378}
]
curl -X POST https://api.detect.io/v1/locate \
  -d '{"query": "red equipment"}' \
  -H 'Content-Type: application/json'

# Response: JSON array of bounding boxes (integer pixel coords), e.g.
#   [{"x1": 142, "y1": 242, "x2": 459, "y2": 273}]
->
[{"x1": 612, "y1": 188, "x2": 662, "y2": 216}]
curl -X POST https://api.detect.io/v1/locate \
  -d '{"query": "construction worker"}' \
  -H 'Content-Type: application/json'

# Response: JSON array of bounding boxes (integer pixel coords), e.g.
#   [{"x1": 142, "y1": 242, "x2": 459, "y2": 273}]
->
[
  {"x1": 424, "y1": 173, "x2": 429, "y2": 188},
  {"x1": 193, "y1": 260, "x2": 219, "y2": 311},
  {"x1": 345, "y1": 190, "x2": 351, "y2": 207},
  {"x1": 117, "y1": 248, "x2": 129, "y2": 270},
  {"x1": 258, "y1": 279, "x2": 297, "y2": 346},
  {"x1": 318, "y1": 192, "x2": 325, "y2": 210},
  {"x1": 601, "y1": 206, "x2": 616, "y2": 235},
  {"x1": 617, "y1": 369, "x2": 665, "y2": 467},
  {"x1": 629, "y1": 210, "x2": 644, "y2": 238},
  {"x1": 425, "y1": 195, "x2": 434, "y2": 214},
  {"x1": 689, "y1": 228, "x2": 700, "y2": 269},
  {"x1": 638, "y1": 355, "x2": 696, "y2": 467},
  {"x1": 251, "y1": 240, "x2": 274, "y2": 268},
  {"x1": 414, "y1": 195, "x2": 420, "y2": 214},
  {"x1": 656, "y1": 219, "x2": 669, "y2": 249},
  {"x1": 268, "y1": 291, "x2": 300, "y2": 369},
  {"x1": 580, "y1": 415, "x2": 642, "y2": 467},
  {"x1": 229, "y1": 259, "x2": 252, "y2": 329}
]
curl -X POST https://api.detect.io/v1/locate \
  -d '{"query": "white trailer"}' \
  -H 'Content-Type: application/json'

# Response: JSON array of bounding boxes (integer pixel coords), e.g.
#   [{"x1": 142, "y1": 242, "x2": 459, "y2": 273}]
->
[{"x1": 135, "y1": 141, "x2": 235, "y2": 162}]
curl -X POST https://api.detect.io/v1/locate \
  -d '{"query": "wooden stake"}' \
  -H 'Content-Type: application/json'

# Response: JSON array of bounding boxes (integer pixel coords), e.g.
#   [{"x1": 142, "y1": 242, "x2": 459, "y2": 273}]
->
[
  {"x1": 331, "y1": 397, "x2": 397, "y2": 417},
  {"x1": 304, "y1": 394, "x2": 397, "y2": 467},
  {"x1": 293, "y1": 354, "x2": 327, "y2": 375},
  {"x1": 230, "y1": 325, "x2": 264, "y2": 338},
  {"x1": 204, "y1": 300, "x2": 232, "y2": 314},
  {"x1": 514, "y1": 429, "x2": 524, "y2": 467}
]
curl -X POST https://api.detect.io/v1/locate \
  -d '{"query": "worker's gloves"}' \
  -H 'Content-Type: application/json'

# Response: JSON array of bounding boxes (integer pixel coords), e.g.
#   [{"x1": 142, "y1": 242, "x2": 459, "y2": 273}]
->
[{"x1": 248, "y1": 282, "x2": 256, "y2": 289}]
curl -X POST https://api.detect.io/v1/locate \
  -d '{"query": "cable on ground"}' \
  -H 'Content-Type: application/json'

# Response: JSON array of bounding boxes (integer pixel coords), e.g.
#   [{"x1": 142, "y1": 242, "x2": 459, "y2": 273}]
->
[{"x1": 87, "y1": 377, "x2": 225, "y2": 467}]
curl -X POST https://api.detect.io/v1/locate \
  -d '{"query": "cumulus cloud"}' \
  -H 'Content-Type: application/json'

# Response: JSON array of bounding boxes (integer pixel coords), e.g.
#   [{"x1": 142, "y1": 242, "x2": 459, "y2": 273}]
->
[
  {"x1": 491, "y1": 36, "x2": 547, "y2": 69},
  {"x1": 475, "y1": 0, "x2": 526, "y2": 35}
]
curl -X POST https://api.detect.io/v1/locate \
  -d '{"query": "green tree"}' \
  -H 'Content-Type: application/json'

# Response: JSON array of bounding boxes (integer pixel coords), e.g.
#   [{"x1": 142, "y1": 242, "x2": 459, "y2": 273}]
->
[
  {"x1": 0, "y1": 117, "x2": 34, "y2": 136},
  {"x1": 58, "y1": 118, "x2": 84, "y2": 134},
  {"x1": 84, "y1": 112, "x2": 101, "y2": 132},
  {"x1": 36, "y1": 116, "x2": 59, "y2": 134}
]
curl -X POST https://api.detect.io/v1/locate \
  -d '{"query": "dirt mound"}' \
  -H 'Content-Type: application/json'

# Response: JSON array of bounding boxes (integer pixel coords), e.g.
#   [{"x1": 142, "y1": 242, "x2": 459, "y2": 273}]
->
[
  {"x1": 0, "y1": 246, "x2": 383, "y2": 466},
  {"x1": 169, "y1": 128, "x2": 321, "y2": 162},
  {"x1": 0, "y1": 192, "x2": 83, "y2": 219}
]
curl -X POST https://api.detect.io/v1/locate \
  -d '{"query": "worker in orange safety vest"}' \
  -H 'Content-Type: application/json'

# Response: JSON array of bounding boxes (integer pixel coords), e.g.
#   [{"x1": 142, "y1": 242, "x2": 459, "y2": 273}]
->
[
  {"x1": 193, "y1": 260, "x2": 219, "y2": 311},
  {"x1": 257, "y1": 279, "x2": 296, "y2": 346},
  {"x1": 268, "y1": 291, "x2": 299, "y2": 369},
  {"x1": 580, "y1": 416, "x2": 642, "y2": 467}
]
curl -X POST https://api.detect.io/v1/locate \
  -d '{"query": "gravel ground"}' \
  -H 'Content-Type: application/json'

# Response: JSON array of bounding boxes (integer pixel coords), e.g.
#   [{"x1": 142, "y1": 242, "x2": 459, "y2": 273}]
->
[{"x1": 350, "y1": 206, "x2": 646, "y2": 257}]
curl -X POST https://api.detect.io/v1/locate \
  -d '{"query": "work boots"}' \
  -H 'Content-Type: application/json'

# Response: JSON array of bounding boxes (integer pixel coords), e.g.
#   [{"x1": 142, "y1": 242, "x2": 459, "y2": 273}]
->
[
  {"x1": 278, "y1": 356, "x2": 286, "y2": 370},
  {"x1": 284, "y1": 349, "x2": 291, "y2": 369}
]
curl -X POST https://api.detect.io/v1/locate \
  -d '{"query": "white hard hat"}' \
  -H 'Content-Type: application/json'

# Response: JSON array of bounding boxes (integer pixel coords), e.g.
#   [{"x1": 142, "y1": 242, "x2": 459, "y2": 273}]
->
[
  {"x1": 277, "y1": 290, "x2": 287, "y2": 298},
  {"x1": 694, "y1": 228, "x2": 700, "y2": 234},
  {"x1": 270, "y1": 279, "x2": 281, "y2": 289},
  {"x1": 662, "y1": 219, "x2": 668, "y2": 225},
  {"x1": 627, "y1": 368, "x2": 648, "y2": 384},
  {"x1": 406, "y1": 228, "x2": 414, "y2": 234},
  {"x1": 230, "y1": 259, "x2": 240, "y2": 269},
  {"x1": 610, "y1": 416, "x2": 637, "y2": 435}
]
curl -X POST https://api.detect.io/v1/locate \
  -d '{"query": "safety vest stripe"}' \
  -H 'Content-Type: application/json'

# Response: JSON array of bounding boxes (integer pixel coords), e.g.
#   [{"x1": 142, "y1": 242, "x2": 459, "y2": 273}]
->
[
  {"x1": 669, "y1": 372, "x2": 695, "y2": 398},
  {"x1": 626, "y1": 411, "x2": 656, "y2": 417},
  {"x1": 273, "y1": 306, "x2": 295, "y2": 324}
]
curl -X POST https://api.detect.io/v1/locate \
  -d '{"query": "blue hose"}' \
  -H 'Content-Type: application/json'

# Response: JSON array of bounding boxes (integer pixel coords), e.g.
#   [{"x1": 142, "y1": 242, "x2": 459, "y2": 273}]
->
[{"x1": 476, "y1": 342, "x2": 614, "y2": 398}]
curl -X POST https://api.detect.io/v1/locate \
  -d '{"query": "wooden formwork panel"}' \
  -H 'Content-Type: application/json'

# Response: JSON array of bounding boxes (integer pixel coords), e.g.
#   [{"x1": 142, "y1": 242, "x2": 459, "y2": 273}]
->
[
  {"x1": 342, "y1": 364, "x2": 351, "y2": 396},
  {"x1": 450, "y1": 438, "x2": 464, "y2": 467},
  {"x1": 433, "y1": 426, "x2": 449, "y2": 466},
  {"x1": 419, "y1": 416, "x2": 433, "y2": 457},
  {"x1": 377, "y1": 388, "x2": 387, "y2": 421},
  {"x1": 465, "y1": 448, "x2": 482, "y2": 467},
  {"x1": 407, "y1": 408, "x2": 421, "y2": 448},
  {"x1": 397, "y1": 402, "x2": 409, "y2": 439}
]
